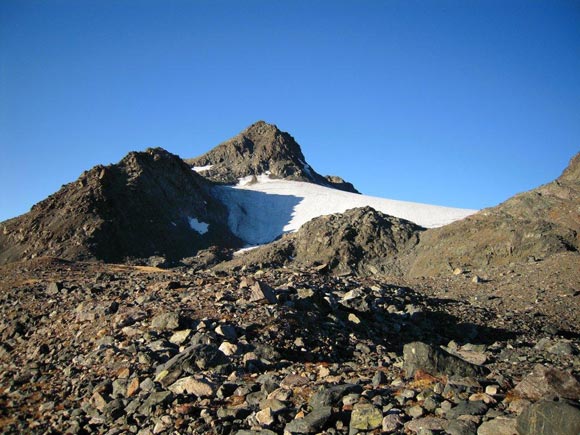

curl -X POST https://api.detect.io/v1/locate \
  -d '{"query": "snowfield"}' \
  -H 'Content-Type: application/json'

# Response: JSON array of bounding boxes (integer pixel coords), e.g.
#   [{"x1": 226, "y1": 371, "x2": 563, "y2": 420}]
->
[{"x1": 213, "y1": 175, "x2": 476, "y2": 246}]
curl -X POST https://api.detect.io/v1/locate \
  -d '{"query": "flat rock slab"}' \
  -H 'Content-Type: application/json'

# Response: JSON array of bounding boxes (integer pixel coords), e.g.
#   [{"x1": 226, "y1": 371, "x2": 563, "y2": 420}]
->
[
  {"x1": 513, "y1": 364, "x2": 580, "y2": 401},
  {"x1": 516, "y1": 399, "x2": 580, "y2": 435},
  {"x1": 403, "y1": 341, "x2": 490, "y2": 378}
]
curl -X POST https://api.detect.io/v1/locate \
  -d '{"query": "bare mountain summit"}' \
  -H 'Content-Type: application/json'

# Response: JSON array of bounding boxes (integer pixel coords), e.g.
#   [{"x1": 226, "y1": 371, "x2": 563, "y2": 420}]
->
[
  {"x1": 0, "y1": 148, "x2": 241, "y2": 265},
  {"x1": 186, "y1": 121, "x2": 359, "y2": 193}
]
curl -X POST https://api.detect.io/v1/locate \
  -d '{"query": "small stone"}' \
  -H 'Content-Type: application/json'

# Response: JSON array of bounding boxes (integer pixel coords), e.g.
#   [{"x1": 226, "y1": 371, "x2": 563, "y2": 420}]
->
[
  {"x1": 446, "y1": 401, "x2": 488, "y2": 419},
  {"x1": 477, "y1": 416, "x2": 518, "y2": 435},
  {"x1": 284, "y1": 406, "x2": 332, "y2": 433},
  {"x1": 46, "y1": 282, "x2": 62, "y2": 295},
  {"x1": 348, "y1": 313, "x2": 361, "y2": 324},
  {"x1": 167, "y1": 376, "x2": 215, "y2": 397},
  {"x1": 485, "y1": 385, "x2": 499, "y2": 396},
  {"x1": 255, "y1": 407, "x2": 275, "y2": 426},
  {"x1": 404, "y1": 416, "x2": 446, "y2": 433},
  {"x1": 547, "y1": 341, "x2": 575, "y2": 356},
  {"x1": 408, "y1": 405, "x2": 424, "y2": 418},
  {"x1": 169, "y1": 329, "x2": 192, "y2": 345},
  {"x1": 150, "y1": 312, "x2": 181, "y2": 330},
  {"x1": 248, "y1": 281, "x2": 277, "y2": 304},
  {"x1": 349, "y1": 402, "x2": 383, "y2": 431},
  {"x1": 215, "y1": 324, "x2": 237, "y2": 341},
  {"x1": 280, "y1": 374, "x2": 309, "y2": 388},
  {"x1": 453, "y1": 268, "x2": 463, "y2": 275},
  {"x1": 218, "y1": 341, "x2": 239, "y2": 356},
  {"x1": 90, "y1": 391, "x2": 107, "y2": 412},
  {"x1": 372, "y1": 370, "x2": 388, "y2": 387},
  {"x1": 318, "y1": 366, "x2": 331, "y2": 379},
  {"x1": 382, "y1": 413, "x2": 404, "y2": 432},
  {"x1": 126, "y1": 377, "x2": 140, "y2": 397},
  {"x1": 446, "y1": 418, "x2": 477, "y2": 435},
  {"x1": 468, "y1": 392, "x2": 496, "y2": 404}
]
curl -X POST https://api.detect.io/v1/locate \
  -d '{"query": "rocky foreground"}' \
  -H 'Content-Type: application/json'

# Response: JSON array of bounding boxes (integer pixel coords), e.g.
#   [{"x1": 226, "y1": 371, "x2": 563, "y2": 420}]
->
[{"x1": 1, "y1": 256, "x2": 578, "y2": 435}]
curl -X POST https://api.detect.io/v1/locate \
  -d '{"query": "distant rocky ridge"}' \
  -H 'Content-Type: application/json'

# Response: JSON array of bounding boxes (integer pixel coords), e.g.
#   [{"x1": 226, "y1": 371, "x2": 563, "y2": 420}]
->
[
  {"x1": 1, "y1": 119, "x2": 578, "y2": 278},
  {"x1": 225, "y1": 153, "x2": 580, "y2": 278},
  {"x1": 218, "y1": 207, "x2": 424, "y2": 276},
  {"x1": 0, "y1": 148, "x2": 241, "y2": 265},
  {"x1": 186, "y1": 121, "x2": 360, "y2": 193},
  {"x1": 407, "y1": 152, "x2": 580, "y2": 276}
]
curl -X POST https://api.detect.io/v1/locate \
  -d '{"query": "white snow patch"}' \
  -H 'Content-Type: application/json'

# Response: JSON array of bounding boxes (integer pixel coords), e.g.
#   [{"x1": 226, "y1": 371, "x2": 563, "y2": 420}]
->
[
  {"x1": 213, "y1": 177, "x2": 477, "y2": 246},
  {"x1": 192, "y1": 165, "x2": 213, "y2": 172},
  {"x1": 233, "y1": 245, "x2": 261, "y2": 256},
  {"x1": 188, "y1": 217, "x2": 210, "y2": 234}
]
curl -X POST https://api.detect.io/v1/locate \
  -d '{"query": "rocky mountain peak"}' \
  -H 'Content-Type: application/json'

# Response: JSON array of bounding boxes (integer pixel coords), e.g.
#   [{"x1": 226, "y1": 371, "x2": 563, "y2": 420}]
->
[
  {"x1": 187, "y1": 121, "x2": 359, "y2": 193},
  {"x1": 0, "y1": 147, "x2": 241, "y2": 265}
]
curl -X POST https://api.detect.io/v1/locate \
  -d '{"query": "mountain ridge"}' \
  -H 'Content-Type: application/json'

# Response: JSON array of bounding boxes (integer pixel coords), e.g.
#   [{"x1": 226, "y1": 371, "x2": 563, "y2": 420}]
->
[{"x1": 0, "y1": 148, "x2": 241, "y2": 265}]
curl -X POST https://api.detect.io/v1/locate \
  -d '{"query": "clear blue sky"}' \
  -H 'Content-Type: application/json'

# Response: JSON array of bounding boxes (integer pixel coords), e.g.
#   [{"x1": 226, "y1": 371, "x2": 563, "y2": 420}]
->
[{"x1": 1, "y1": 0, "x2": 579, "y2": 221}]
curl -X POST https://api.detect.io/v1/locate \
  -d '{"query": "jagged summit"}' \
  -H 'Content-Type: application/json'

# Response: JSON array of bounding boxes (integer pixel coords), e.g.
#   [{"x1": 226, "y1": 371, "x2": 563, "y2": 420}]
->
[
  {"x1": 186, "y1": 121, "x2": 360, "y2": 193},
  {"x1": 0, "y1": 147, "x2": 241, "y2": 265}
]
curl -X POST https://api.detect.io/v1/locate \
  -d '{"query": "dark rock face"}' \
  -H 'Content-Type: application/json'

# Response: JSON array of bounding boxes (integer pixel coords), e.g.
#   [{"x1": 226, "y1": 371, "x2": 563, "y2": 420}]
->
[
  {"x1": 403, "y1": 341, "x2": 490, "y2": 378},
  {"x1": 0, "y1": 148, "x2": 242, "y2": 265},
  {"x1": 408, "y1": 153, "x2": 580, "y2": 276},
  {"x1": 219, "y1": 206, "x2": 424, "y2": 276},
  {"x1": 186, "y1": 121, "x2": 360, "y2": 193},
  {"x1": 516, "y1": 399, "x2": 580, "y2": 435}
]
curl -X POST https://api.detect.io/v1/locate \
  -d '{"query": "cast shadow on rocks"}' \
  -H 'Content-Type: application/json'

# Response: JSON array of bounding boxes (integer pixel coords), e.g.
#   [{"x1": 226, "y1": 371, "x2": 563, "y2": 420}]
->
[{"x1": 243, "y1": 286, "x2": 519, "y2": 365}]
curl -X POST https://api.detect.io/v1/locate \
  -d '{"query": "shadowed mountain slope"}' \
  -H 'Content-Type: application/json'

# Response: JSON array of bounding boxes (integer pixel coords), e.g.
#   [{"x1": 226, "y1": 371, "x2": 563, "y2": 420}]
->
[{"x1": 0, "y1": 148, "x2": 242, "y2": 265}]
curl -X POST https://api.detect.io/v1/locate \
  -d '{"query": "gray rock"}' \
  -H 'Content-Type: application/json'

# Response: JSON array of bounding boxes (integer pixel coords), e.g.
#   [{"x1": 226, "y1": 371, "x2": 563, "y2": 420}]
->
[
  {"x1": 446, "y1": 401, "x2": 488, "y2": 419},
  {"x1": 150, "y1": 312, "x2": 181, "y2": 330},
  {"x1": 514, "y1": 364, "x2": 580, "y2": 400},
  {"x1": 382, "y1": 412, "x2": 404, "y2": 432},
  {"x1": 46, "y1": 281, "x2": 62, "y2": 295},
  {"x1": 167, "y1": 376, "x2": 216, "y2": 397},
  {"x1": 137, "y1": 391, "x2": 173, "y2": 416},
  {"x1": 547, "y1": 341, "x2": 575, "y2": 356},
  {"x1": 309, "y1": 384, "x2": 363, "y2": 408},
  {"x1": 404, "y1": 416, "x2": 446, "y2": 433},
  {"x1": 249, "y1": 281, "x2": 277, "y2": 304},
  {"x1": 407, "y1": 405, "x2": 424, "y2": 418},
  {"x1": 516, "y1": 399, "x2": 580, "y2": 435},
  {"x1": 446, "y1": 419, "x2": 477, "y2": 435},
  {"x1": 403, "y1": 342, "x2": 490, "y2": 378},
  {"x1": 477, "y1": 416, "x2": 517, "y2": 435},
  {"x1": 372, "y1": 370, "x2": 387, "y2": 387},
  {"x1": 349, "y1": 402, "x2": 383, "y2": 431},
  {"x1": 284, "y1": 406, "x2": 332, "y2": 433},
  {"x1": 157, "y1": 343, "x2": 229, "y2": 379}
]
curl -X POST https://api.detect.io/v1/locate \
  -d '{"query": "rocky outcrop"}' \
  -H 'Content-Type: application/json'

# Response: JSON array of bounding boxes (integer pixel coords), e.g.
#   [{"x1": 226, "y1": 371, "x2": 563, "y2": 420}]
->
[
  {"x1": 220, "y1": 206, "x2": 424, "y2": 276},
  {"x1": 0, "y1": 148, "x2": 242, "y2": 265},
  {"x1": 407, "y1": 153, "x2": 580, "y2": 276},
  {"x1": 186, "y1": 121, "x2": 360, "y2": 193}
]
